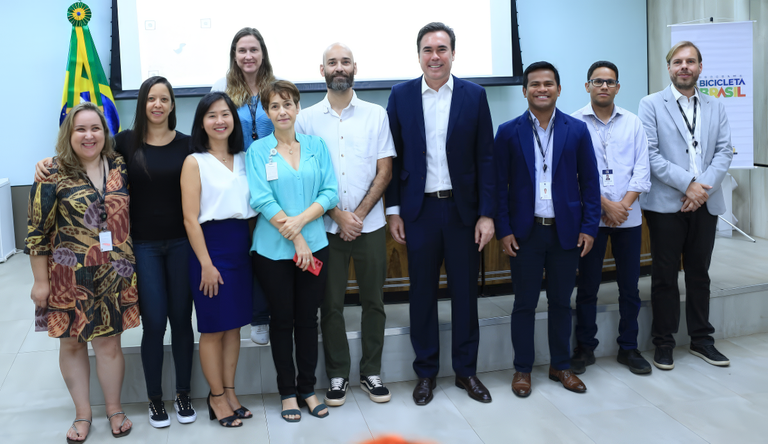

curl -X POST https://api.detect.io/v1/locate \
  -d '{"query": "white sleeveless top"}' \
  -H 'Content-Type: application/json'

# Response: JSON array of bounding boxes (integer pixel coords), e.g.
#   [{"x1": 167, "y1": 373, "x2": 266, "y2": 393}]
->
[{"x1": 191, "y1": 152, "x2": 257, "y2": 224}]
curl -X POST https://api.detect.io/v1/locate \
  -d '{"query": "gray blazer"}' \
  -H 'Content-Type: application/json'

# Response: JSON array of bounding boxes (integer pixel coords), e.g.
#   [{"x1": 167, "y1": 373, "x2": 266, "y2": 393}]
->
[{"x1": 638, "y1": 85, "x2": 733, "y2": 215}]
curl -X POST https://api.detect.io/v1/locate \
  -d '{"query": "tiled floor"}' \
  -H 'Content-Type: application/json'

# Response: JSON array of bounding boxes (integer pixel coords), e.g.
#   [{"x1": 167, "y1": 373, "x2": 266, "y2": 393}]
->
[{"x1": 1, "y1": 235, "x2": 767, "y2": 443}]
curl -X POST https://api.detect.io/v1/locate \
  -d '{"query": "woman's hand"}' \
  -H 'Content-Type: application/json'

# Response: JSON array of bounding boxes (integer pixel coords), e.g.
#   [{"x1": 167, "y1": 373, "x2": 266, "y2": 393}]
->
[
  {"x1": 31, "y1": 281, "x2": 50, "y2": 308},
  {"x1": 293, "y1": 236, "x2": 315, "y2": 272},
  {"x1": 34, "y1": 157, "x2": 54, "y2": 182},
  {"x1": 277, "y1": 214, "x2": 307, "y2": 241},
  {"x1": 200, "y1": 264, "x2": 224, "y2": 297}
]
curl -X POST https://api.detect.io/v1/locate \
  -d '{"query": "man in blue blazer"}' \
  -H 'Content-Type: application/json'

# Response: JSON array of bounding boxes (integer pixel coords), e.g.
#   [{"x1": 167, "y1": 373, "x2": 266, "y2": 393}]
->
[
  {"x1": 494, "y1": 62, "x2": 601, "y2": 397},
  {"x1": 385, "y1": 22, "x2": 496, "y2": 406}
]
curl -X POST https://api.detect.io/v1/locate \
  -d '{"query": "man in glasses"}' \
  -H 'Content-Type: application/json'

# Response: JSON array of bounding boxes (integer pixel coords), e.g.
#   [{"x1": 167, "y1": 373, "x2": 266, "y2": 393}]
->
[
  {"x1": 570, "y1": 61, "x2": 651, "y2": 375},
  {"x1": 638, "y1": 41, "x2": 733, "y2": 370}
]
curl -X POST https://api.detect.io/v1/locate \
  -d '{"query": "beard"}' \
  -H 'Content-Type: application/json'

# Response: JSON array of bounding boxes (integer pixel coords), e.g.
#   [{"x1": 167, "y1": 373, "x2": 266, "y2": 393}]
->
[
  {"x1": 672, "y1": 71, "x2": 699, "y2": 91},
  {"x1": 326, "y1": 72, "x2": 354, "y2": 91}
]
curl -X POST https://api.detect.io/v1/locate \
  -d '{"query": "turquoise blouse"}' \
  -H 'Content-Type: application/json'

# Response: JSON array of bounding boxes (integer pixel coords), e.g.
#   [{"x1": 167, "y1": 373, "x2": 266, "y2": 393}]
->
[{"x1": 246, "y1": 132, "x2": 339, "y2": 260}]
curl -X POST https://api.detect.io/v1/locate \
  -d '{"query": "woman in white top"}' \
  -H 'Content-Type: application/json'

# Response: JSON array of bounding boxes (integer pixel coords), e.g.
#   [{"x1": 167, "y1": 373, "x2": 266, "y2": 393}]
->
[{"x1": 180, "y1": 92, "x2": 256, "y2": 428}]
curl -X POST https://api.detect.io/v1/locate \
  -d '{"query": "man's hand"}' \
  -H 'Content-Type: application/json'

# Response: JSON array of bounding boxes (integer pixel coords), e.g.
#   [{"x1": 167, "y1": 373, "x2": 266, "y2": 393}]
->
[
  {"x1": 474, "y1": 216, "x2": 495, "y2": 252},
  {"x1": 681, "y1": 181, "x2": 712, "y2": 212},
  {"x1": 335, "y1": 210, "x2": 363, "y2": 241},
  {"x1": 577, "y1": 233, "x2": 594, "y2": 257},
  {"x1": 601, "y1": 199, "x2": 629, "y2": 228},
  {"x1": 388, "y1": 214, "x2": 406, "y2": 245},
  {"x1": 500, "y1": 234, "x2": 519, "y2": 257}
]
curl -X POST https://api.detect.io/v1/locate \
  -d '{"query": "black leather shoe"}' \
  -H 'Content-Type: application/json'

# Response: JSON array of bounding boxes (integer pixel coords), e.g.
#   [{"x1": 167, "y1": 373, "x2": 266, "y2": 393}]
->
[
  {"x1": 617, "y1": 349, "x2": 652, "y2": 374},
  {"x1": 412, "y1": 377, "x2": 436, "y2": 406},
  {"x1": 455, "y1": 375, "x2": 492, "y2": 403},
  {"x1": 690, "y1": 344, "x2": 730, "y2": 366},
  {"x1": 653, "y1": 347, "x2": 674, "y2": 370},
  {"x1": 570, "y1": 346, "x2": 596, "y2": 375}
]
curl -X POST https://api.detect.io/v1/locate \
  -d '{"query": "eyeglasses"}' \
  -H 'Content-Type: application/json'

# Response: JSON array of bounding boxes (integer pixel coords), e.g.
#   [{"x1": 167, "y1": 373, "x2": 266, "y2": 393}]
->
[{"x1": 588, "y1": 78, "x2": 619, "y2": 88}]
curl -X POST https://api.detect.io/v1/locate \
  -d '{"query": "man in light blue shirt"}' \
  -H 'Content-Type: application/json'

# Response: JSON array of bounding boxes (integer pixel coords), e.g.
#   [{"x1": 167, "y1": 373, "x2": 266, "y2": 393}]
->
[{"x1": 571, "y1": 61, "x2": 651, "y2": 375}]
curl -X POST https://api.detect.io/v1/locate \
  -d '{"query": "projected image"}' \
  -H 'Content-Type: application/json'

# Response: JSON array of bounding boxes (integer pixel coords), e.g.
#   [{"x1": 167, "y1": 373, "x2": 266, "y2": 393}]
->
[{"x1": 116, "y1": 0, "x2": 514, "y2": 92}]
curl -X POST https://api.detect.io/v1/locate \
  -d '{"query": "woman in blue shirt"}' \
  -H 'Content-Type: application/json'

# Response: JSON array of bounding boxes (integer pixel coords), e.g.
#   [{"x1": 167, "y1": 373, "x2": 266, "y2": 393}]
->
[{"x1": 246, "y1": 80, "x2": 338, "y2": 422}]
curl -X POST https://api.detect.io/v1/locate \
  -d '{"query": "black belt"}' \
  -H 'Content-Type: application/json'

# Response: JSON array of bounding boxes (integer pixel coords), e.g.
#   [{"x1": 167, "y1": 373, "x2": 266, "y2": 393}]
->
[
  {"x1": 425, "y1": 190, "x2": 453, "y2": 199},
  {"x1": 534, "y1": 217, "x2": 555, "y2": 226}
]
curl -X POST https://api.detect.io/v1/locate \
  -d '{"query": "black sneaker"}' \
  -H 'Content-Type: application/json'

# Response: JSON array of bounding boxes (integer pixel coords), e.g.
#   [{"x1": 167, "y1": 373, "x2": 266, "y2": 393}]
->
[
  {"x1": 570, "y1": 346, "x2": 596, "y2": 375},
  {"x1": 360, "y1": 375, "x2": 391, "y2": 403},
  {"x1": 324, "y1": 377, "x2": 348, "y2": 407},
  {"x1": 689, "y1": 344, "x2": 730, "y2": 366},
  {"x1": 174, "y1": 392, "x2": 197, "y2": 424},
  {"x1": 653, "y1": 347, "x2": 674, "y2": 370},
  {"x1": 617, "y1": 348, "x2": 652, "y2": 374},
  {"x1": 148, "y1": 398, "x2": 171, "y2": 428}
]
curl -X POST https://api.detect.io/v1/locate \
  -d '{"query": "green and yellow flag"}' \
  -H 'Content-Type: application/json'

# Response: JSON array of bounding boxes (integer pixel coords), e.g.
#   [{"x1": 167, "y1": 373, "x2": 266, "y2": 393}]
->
[{"x1": 60, "y1": 2, "x2": 120, "y2": 134}]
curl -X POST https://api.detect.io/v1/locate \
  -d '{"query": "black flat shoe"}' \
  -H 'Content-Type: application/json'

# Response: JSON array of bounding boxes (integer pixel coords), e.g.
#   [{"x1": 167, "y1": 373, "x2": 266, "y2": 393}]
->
[
  {"x1": 207, "y1": 392, "x2": 243, "y2": 428},
  {"x1": 224, "y1": 387, "x2": 252, "y2": 419}
]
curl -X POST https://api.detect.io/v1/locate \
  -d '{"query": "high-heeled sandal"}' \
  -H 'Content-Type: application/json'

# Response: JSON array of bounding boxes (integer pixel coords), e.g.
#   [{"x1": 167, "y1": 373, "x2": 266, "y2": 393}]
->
[
  {"x1": 106, "y1": 411, "x2": 131, "y2": 438},
  {"x1": 223, "y1": 386, "x2": 252, "y2": 419},
  {"x1": 280, "y1": 395, "x2": 301, "y2": 423},
  {"x1": 66, "y1": 418, "x2": 91, "y2": 443},
  {"x1": 207, "y1": 391, "x2": 243, "y2": 428},
  {"x1": 299, "y1": 392, "x2": 329, "y2": 418}
]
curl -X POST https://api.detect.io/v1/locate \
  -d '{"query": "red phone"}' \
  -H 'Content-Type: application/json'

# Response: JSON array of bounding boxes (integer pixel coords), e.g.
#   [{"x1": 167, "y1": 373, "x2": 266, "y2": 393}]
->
[{"x1": 293, "y1": 253, "x2": 324, "y2": 276}]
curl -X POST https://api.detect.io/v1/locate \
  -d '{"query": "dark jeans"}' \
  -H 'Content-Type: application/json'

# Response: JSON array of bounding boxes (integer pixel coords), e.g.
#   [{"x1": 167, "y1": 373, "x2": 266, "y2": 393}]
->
[
  {"x1": 250, "y1": 263, "x2": 270, "y2": 326},
  {"x1": 253, "y1": 247, "x2": 329, "y2": 396},
  {"x1": 644, "y1": 207, "x2": 718, "y2": 348},
  {"x1": 576, "y1": 225, "x2": 642, "y2": 351},
  {"x1": 134, "y1": 237, "x2": 194, "y2": 399}
]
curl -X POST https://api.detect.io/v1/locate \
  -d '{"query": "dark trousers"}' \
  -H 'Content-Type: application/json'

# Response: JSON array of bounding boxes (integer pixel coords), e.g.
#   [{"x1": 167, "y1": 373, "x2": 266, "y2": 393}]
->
[
  {"x1": 253, "y1": 247, "x2": 329, "y2": 396},
  {"x1": 322, "y1": 229, "x2": 387, "y2": 379},
  {"x1": 403, "y1": 196, "x2": 480, "y2": 378},
  {"x1": 134, "y1": 237, "x2": 194, "y2": 399},
  {"x1": 510, "y1": 223, "x2": 580, "y2": 373},
  {"x1": 250, "y1": 267, "x2": 270, "y2": 326},
  {"x1": 575, "y1": 226, "x2": 642, "y2": 351},
  {"x1": 645, "y1": 207, "x2": 717, "y2": 348}
]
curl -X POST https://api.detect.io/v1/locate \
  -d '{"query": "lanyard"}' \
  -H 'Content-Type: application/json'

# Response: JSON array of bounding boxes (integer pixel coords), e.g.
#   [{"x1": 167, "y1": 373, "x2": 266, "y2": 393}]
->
[
  {"x1": 84, "y1": 156, "x2": 109, "y2": 231},
  {"x1": 528, "y1": 112, "x2": 553, "y2": 173},
  {"x1": 589, "y1": 116, "x2": 615, "y2": 168},
  {"x1": 676, "y1": 97, "x2": 698, "y2": 148},
  {"x1": 248, "y1": 94, "x2": 261, "y2": 141}
]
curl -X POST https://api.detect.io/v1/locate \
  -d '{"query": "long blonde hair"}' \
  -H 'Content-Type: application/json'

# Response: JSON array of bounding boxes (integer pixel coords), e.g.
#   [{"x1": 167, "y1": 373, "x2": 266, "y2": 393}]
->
[
  {"x1": 226, "y1": 27, "x2": 275, "y2": 108},
  {"x1": 55, "y1": 102, "x2": 116, "y2": 179}
]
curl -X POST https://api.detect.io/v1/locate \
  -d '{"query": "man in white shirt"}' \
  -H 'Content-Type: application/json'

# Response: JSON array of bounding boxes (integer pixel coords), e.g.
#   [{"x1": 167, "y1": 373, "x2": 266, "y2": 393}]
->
[
  {"x1": 295, "y1": 43, "x2": 395, "y2": 407},
  {"x1": 638, "y1": 41, "x2": 733, "y2": 371},
  {"x1": 385, "y1": 22, "x2": 496, "y2": 406},
  {"x1": 571, "y1": 61, "x2": 652, "y2": 375}
]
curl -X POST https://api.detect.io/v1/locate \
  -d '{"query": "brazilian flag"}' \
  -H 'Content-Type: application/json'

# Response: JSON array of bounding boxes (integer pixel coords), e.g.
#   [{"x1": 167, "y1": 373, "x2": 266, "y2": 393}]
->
[{"x1": 60, "y1": 2, "x2": 120, "y2": 135}]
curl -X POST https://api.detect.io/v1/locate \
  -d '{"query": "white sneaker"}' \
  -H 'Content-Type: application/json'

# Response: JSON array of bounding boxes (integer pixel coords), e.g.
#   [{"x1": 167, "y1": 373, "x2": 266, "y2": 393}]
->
[{"x1": 250, "y1": 324, "x2": 269, "y2": 345}]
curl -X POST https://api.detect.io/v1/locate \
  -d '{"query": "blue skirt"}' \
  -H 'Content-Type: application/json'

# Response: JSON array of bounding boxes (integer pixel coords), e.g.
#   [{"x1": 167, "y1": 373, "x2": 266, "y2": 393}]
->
[{"x1": 189, "y1": 219, "x2": 253, "y2": 333}]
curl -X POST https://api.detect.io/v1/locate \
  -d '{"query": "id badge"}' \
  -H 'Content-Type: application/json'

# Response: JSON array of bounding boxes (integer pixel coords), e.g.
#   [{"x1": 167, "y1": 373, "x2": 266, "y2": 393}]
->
[
  {"x1": 539, "y1": 181, "x2": 552, "y2": 200},
  {"x1": 266, "y1": 162, "x2": 278, "y2": 181},
  {"x1": 602, "y1": 169, "x2": 614, "y2": 187},
  {"x1": 99, "y1": 231, "x2": 113, "y2": 252}
]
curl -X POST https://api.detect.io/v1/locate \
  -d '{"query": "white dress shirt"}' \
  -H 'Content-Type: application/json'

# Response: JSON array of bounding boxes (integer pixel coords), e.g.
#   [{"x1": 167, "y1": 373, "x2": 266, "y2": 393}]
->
[
  {"x1": 572, "y1": 104, "x2": 652, "y2": 228},
  {"x1": 530, "y1": 111, "x2": 556, "y2": 218},
  {"x1": 671, "y1": 85, "x2": 703, "y2": 179},
  {"x1": 295, "y1": 92, "x2": 396, "y2": 234}
]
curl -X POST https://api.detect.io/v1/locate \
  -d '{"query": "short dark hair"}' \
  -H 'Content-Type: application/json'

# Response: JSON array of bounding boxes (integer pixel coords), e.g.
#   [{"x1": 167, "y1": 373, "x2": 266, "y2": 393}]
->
[
  {"x1": 523, "y1": 61, "x2": 560, "y2": 87},
  {"x1": 416, "y1": 22, "x2": 455, "y2": 53},
  {"x1": 190, "y1": 92, "x2": 243, "y2": 155},
  {"x1": 587, "y1": 61, "x2": 619, "y2": 82},
  {"x1": 260, "y1": 80, "x2": 301, "y2": 111}
]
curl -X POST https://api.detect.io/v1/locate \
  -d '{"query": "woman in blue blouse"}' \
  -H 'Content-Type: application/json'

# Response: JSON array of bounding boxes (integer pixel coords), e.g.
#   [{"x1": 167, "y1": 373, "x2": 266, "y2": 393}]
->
[{"x1": 246, "y1": 80, "x2": 338, "y2": 422}]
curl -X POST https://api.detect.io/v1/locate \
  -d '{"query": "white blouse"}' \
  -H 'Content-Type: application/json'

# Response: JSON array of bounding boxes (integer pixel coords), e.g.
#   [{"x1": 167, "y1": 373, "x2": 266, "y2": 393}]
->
[{"x1": 191, "y1": 152, "x2": 257, "y2": 224}]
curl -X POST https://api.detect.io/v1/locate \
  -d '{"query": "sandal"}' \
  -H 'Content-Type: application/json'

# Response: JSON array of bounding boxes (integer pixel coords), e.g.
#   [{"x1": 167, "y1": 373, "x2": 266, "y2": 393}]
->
[
  {"x1": 106, "y1": 411, "x2": 131, "y2": 438},
  {"x1": 223, "y1": 386, "x2": 252, "y2": 419},
  {"x1": 280, "y1": 395, "x2": 301, "y2": 423},
  {"x1": 299, "y1": 392, "x2": 329, "y2": 419},
  {"x1": 66, "y1": 418, "x2": 91, "y2": 444},
  {"x1": 207, "y1": 392, "x2": 242, "y2": 428}
]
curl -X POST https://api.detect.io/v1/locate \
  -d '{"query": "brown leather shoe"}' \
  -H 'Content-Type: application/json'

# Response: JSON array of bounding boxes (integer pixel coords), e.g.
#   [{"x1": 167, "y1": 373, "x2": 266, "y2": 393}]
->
[
  {"x1": 548, "y1": 367, "x2": 587, "y2": 393},
  {"x1": 412, "y1": 377, "x2": 436, "y2": 406},
  {"x1": 455, "y1": 375, "x2": 492, "y2": 403},
  {"x1": 511, "y1": 372, "x2": 531, "y2": 398}
]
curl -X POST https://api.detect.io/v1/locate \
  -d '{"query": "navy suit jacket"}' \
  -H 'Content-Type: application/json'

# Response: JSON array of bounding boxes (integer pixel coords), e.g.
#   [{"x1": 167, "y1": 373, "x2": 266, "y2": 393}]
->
[
  {"x1": 494, "y1": 109, "x2": 601, "y2": 249},
  {"x1": 384, "y1": 76, "x2": 496, "y2": 226}
]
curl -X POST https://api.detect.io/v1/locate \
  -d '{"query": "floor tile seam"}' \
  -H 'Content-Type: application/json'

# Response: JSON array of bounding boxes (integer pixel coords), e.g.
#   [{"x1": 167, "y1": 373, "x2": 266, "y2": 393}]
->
[
  {"x1": 439, "y1": 382, "x2": 488, "y2": 444},
  {"x1": 652, "y1": 395, "x2": 738, "y2": 444},
  {"x1": 0, "y1": 353, "x2": 19, "y2": 392},
  {"x1": 535, "y1": 391, "x2": 599, "y2": 444},
  {"x1": 345, "y1": 386, "x2": 375, "y2": 442}
]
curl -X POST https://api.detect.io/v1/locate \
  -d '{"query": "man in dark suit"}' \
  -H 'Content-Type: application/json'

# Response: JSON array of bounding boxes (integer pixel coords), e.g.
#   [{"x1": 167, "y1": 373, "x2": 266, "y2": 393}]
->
[
  {"x1": 385, "y1": 22, "x2": 496, "y2": 406},
  {"x1": 494, "y1": 61, "x2": 601, "y2": 397}
]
